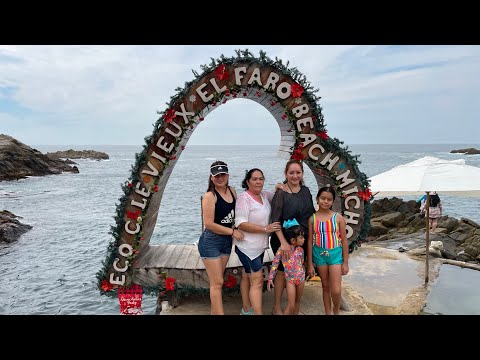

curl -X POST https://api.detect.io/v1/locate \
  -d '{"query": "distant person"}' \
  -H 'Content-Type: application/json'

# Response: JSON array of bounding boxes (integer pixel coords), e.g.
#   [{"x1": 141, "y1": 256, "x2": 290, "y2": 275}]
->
[
  {"x1": 233, "y1": 168, "x2": 281, "y2": 315},
  {"x1": 418, "y1": 194, "x2": 427, "y2": 217},
  {"x1": 269, "y1": 159, "x2": 315, "y2": 315},
  {"x1": 307, "y1": 186, "x2": 349, "y2": 315},
  {"x1": 198, "y1": 160, "x2": 244, "y2": 315},
  {"x1": 428, "y1": 192, "x2": 442, "y2": 234},
  {"x1": 267, "y1": 219, "x2": 306, "y2": 315}
]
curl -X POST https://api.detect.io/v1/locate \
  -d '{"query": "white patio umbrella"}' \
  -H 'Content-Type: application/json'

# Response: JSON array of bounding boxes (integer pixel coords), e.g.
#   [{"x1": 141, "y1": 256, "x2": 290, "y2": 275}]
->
[{"x1": 369, "y1": 156, "x2": 480, "y2": 283}]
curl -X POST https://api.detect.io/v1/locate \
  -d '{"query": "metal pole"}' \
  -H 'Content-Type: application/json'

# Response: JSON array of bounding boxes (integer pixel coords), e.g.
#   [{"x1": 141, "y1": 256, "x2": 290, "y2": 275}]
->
[{"x1": 425, "y1": 192, "x2": 431, "y2": 285}]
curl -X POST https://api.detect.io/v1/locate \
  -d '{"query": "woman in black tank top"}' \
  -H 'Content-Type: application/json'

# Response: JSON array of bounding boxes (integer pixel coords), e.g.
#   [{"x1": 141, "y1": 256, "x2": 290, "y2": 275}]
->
[{"x1": 198, "y1": 161, "x2": 245, "y2": 315}]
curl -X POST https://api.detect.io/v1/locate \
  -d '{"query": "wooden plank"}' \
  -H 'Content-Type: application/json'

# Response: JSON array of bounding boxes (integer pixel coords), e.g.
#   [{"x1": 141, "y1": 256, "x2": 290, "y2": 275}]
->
[
  {"x1": 277, "y1": 150, "x2": 291, "y2": 160},
  {"x1": 280, "y1": 139, "x2": 295, "y2": 147},
  {"x1": 136, "y1": 244, "x2": 166, "y2": 269},
  {"x1": 151, "y1": 244, "x2": 176, "y2": 268},
  {"x1": 141, "y1": 245, "x2": 167, "y2": 268},
  {"x1": 184, "y1": 245, "x2": 201, "y2": 269},
  {"x1": 164, "y1": 245, "x2": 184, "y2": 268},
  {"x1": 194, "y1": 253, "x2": 206, "y2": 269},
  {"x1": 174, "y1": 245, "x2": 195, "y2": 269}
]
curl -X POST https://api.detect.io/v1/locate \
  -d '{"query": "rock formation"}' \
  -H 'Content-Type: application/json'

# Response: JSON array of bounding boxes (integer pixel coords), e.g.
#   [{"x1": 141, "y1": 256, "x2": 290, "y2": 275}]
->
[
  {"x1": 46, "y1": 149, "x2": 109, "y2": 160},
  {"x1": 450, "y1": 148, "x2": 480, "y2": 155},
  {"x1": 368, "y1": 197, "x2": 480, "y2": 264},
  {"x1": 0, "y1": 134, "x2": 79, "y2": 181},
  {"x1": 0, "y1": 210, "x2": 32, "y2": 243}
]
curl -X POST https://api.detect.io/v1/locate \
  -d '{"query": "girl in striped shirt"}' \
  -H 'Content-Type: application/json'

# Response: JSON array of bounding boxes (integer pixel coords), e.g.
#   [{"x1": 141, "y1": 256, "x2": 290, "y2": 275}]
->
[{"x1": 307, "y1": 186, "x2": 349, "y2": 315}]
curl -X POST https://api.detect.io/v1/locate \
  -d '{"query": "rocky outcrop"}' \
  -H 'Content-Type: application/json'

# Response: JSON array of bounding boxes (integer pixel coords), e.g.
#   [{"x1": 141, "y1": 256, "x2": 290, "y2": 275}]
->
[
  {"x1": 0, "y1": 210, "x2": 32, "y2": 243},
  {"x1": 46, "y1": 149, "x2": 109, "y2": 160},
  {"x1": 368, "y1": 197, "x2": 480, "y2": 264},
  {"x1": 0, "y1": 134, "x2": 79, "y2": 181},
  {"x1": 450, "y1": 148, "x2": 480, "y2": 155}
]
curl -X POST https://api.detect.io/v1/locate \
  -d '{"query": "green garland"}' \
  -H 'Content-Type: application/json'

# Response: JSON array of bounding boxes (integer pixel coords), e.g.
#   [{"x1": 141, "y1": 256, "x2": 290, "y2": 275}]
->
[{"x1": 97, "y1": 49, "x2": 371, "y2": 296}]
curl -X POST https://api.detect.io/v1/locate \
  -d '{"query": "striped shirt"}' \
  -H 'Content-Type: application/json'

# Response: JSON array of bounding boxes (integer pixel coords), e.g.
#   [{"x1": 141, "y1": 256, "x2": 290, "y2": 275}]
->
[{"x1": 313, "y1": 212, "x2": 341, "y2": 249}]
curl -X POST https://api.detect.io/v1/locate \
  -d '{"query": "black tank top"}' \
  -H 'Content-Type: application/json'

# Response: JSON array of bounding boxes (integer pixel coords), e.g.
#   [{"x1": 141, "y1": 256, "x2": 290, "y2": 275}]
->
[{"x1": 214, "y1": 187, "x2": 235, "y2": 227}]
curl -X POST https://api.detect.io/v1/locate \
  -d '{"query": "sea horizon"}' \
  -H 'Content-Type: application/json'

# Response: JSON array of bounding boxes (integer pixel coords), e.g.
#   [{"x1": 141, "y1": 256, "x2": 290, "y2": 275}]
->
[{"x1": 1, "y1": 143, "x2": 479, "y2": 314}]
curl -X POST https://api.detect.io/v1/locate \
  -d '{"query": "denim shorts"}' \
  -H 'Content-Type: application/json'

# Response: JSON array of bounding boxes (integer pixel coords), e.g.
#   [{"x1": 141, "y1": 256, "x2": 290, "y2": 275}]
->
[
  {"x1": 312, "y1": 246, "x2": 343, "y2": 266},
  {"x1": 198, "y1": 229, "x2": 233, "y2": 260},
  {"x1": 235, "y1": 246, "x2": 265, "y2": 273}
]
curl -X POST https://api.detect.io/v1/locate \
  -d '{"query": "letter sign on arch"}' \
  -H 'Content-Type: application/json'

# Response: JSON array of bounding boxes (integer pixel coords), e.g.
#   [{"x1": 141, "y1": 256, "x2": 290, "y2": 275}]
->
[{"x1": 97, "y1": 50, "x2": 372, "y2": 293}]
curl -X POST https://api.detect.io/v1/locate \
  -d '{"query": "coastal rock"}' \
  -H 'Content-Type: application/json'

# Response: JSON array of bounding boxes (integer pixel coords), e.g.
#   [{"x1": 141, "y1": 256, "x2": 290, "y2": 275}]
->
[
  {"x1": 368, "y1": 197, "x2": 480, "y2": 264},
  {"x1": 46, "y1": 149, "x2": 109, "y2": 160},
  {"x1": 450, "y1": 148, "x2": 480, "y2": 155},
  {"x1": 0, "y1": 210, "x2": 32, "y2": 243},
  {"x1": 0, "y1": 134, "x2": 79, "y2": 181}
]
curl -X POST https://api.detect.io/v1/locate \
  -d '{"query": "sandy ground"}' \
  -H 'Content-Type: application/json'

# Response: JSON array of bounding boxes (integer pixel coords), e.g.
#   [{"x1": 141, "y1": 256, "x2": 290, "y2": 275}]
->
[
  {"x1": 160, "y1": 278, "x2": 373, "y2": 315},
  {"x1": 159, "y1": 236, "x2": 444, "y2": 315}
]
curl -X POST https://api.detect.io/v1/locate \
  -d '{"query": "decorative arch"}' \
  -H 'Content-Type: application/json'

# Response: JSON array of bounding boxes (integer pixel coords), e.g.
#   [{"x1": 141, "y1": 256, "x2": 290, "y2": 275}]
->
[{"x1": 97, "y1": 49, "x2": 372, "y2": 294}]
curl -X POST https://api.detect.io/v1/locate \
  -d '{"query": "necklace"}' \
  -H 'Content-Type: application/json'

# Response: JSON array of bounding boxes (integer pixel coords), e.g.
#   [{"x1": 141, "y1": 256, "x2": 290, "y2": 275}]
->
[{"x1": 287, "y1": 183, "x2": 300, "y2": 194}]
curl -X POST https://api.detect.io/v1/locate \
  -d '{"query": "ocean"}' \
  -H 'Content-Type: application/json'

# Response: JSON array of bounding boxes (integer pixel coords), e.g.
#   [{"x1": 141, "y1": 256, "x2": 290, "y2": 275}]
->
[{"x1": 1, "y1": 144, "x2": 479, "y2": 314}]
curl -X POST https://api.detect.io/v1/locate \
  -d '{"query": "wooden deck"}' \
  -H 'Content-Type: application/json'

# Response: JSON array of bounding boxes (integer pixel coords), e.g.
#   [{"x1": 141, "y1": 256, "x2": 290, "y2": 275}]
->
[{"x1": 134, "y1": 244, "x2": 275, "y2": 288}]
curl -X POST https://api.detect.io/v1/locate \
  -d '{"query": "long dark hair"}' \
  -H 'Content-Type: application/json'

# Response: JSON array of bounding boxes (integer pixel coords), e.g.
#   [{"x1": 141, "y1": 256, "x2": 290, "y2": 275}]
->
[
  {"x1": 242, "y1": 168, "x2": 264, "y2": 189},
  {"x1": 207, "y1": 160, "x2": 228, "y2": 193},
  {"x1": 284, "y1": 225, "x2": 304, "y2": 243},
  {"x1": 430, "y1": 193, "x2": 440, "y2": 207},
  {"x1": 316, "y1": 186, "x2": 336, "y2": 200},
  {"x1": 284, "y1": 159, "x2": 305, "y2": 186}
]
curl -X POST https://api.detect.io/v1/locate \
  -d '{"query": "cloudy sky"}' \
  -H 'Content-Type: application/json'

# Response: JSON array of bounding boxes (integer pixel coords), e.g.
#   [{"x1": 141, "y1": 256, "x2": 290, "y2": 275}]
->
[{"x1": 1, "y1": 45, "x2": 479, "y2": 146}]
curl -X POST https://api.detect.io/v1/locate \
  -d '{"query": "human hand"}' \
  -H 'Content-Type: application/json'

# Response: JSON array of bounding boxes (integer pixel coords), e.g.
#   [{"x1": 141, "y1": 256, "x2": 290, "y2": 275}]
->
[
  {"x1": 307, "y1": 263, "x2": 315, "y2": 278},
  {"x1": 274, "y1": 183, "x2": 288, "y2": 192},
  {"x1": 265, "y1": 222, "x2": 281, "y2": 233},
  {"x1": 233, "y1": 229, "x2": 245, "y2": 241},
  {"x1": 267, "y1": 280, "x2": 274, "y2": 291},
  {"x1": 279, "y1": 244, "x2": 292, "y2": 261},
  {"x1": 341, "y1": 263, "x2": 349, "y2": 276}
]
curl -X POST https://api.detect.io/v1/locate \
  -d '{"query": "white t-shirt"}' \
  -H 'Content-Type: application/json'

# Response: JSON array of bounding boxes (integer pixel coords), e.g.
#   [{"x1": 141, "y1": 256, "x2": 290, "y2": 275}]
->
[{"x1": 234, "y1": 190, "x2": 274, "y2": 260}]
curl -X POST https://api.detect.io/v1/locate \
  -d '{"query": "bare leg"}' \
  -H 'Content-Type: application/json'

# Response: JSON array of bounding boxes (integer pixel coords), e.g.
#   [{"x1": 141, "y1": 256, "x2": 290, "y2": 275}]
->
[
  {"x1": 284, "y1": 281, "x2": 296, "y2": 315},
  {"x1": 249, "y1": 270, "x2": 264, "y2": 315},
  {"x1": 318, "y1": 265, "x2": 331, "y2": 315},
  {"x1": 431, "y1": 218, "x2": 438, "y2": 233},
  {"x1": 272, "y1": 270, "x2": 285, "y2": 315},
  {"x1": 328, "y1": 264, "x2": 343, "y2": 315},
  {"x1": 203, "y1": 256, "x2": 229, "y2": 315},
  {"x1": 240, "y1": 270, "x2": 251, "y2": 313},
  {"x1": 293, "y1": 282, "x2": 305, "y2": 315}
]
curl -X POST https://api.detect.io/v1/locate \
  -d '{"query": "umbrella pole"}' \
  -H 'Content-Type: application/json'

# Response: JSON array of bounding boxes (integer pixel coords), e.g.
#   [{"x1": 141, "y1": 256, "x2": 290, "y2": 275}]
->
[{"x1": 425, "y1": 192, "x2": 431, "y2": 285}]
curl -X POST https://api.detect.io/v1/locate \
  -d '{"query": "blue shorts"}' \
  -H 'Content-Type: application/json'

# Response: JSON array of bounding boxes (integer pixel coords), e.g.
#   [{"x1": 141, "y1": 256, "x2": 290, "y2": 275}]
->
[
  {"x1": 198, "y1": 229, "x2": 233, "y2": 260},
  {"x1": 235, "y1": 246, "x2": 265, "y2": 273},
  {"x1": 312, "y1": 246, "x2": 343, "y2": 266}
]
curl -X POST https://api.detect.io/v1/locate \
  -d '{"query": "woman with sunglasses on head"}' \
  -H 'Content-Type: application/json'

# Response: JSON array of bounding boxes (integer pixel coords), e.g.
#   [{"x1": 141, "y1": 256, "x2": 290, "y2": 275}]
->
[{"x1": 198, "y1": 160, "x2": 244, "y2": 315}]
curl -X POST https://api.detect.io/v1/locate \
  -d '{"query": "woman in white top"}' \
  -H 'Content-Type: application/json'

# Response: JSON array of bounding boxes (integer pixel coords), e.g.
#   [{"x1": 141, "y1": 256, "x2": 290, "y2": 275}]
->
[{"x1": 234, "y1": 168, "x2": 281, "y2": 315}]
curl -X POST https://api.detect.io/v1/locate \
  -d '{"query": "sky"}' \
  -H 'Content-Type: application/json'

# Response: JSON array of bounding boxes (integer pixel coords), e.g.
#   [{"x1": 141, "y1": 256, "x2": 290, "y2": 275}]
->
[{"x1": 0, "y1": 45, "x2": 479, "y2": 146}]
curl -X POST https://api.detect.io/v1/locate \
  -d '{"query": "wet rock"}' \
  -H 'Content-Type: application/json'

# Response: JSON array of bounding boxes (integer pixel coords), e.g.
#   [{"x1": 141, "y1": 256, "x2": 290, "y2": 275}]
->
[{"x1": 0, "y1": 210, "x2": 32, "y2": 243}]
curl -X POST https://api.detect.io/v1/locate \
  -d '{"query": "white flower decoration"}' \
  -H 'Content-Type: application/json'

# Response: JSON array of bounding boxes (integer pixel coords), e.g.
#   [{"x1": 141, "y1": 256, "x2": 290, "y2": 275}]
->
[
  {"x1": 189, "y1": 95, "x2": 197, "y2": 103},
  {"x1": 295, "y1": 98, "x2": 302, "y2": 104},
  {"x1": 137, "y1": 216, "x2": 143, "y2": 223}
]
